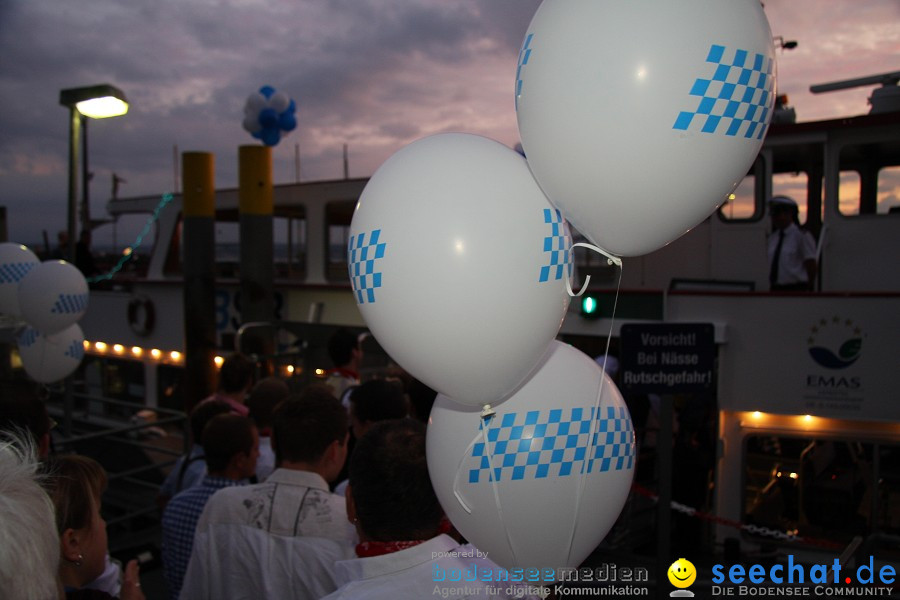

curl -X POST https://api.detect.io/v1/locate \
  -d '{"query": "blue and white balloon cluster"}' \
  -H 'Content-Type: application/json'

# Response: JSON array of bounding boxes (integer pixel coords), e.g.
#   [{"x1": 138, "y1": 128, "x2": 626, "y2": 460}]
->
[
  {"x1": 242, "y1": 85, "x2": 297, "y2": 147},
  {"x1": 347, "y1": 0, "x2": 777, "y2": 572},
  {"x1": 0, "y1": 242, "x2": 88, "y2": 383}
]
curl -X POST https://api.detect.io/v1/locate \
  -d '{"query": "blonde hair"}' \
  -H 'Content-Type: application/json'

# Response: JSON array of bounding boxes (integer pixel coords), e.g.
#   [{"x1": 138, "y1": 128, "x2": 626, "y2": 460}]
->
[{"x1": 0, "y1": 435, "x2": 60, "y2": 600}]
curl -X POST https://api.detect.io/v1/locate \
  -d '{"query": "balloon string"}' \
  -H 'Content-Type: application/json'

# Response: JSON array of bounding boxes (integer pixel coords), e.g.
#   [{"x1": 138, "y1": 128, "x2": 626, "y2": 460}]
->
[
  {"x1": 451, "y1": 404, "x2": 498, "y2": 513},
  {"x1": 478, "y1": 411, "x2": 520, "y2": 566},
  {"x1": 564, "y1": 255, "x2": 624, "y2": 567},
  {"x1": 565, "y1": 242, "x2": 623, "y2": 297},
  {"x1": 452, "y1": 434, "x2": 480, "y2": 514}
]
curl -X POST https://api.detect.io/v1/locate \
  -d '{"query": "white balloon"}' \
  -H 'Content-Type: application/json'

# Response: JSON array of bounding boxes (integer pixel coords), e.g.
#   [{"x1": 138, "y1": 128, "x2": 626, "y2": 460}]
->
[
  {"x1": 244, "y1": 92, "x2": 266, "y2": 115},
  {"x1": 17, "y1": 260, "x2": 89, "y2": 335},
  {"x1": 242, "y1": 113, "x2": 262, "y2": 134},
  {"x1": 349, "y1": 133, "x2": 571, "y2": 406},
  {"x1": 516, "y1": 0, "x2": 776, "y2": 256},
  {"x1": 427, "y1": 341, "x2": 635, "y2": 569},
  {"x1": 267, "y1": 90, "x2": 290, "y2": 113},
  {"x1": 0, "y1": 242, "x2": 39, "y2": 317},
  {"x1": 16, "y1": 324, "x2": 85, "y2": 383}
]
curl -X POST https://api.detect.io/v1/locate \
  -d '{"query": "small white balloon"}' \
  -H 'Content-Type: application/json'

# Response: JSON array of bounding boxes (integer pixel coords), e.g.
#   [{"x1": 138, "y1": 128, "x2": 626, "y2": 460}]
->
[
  {"x1": 349, "y1": 133, "x2": 571, "y2": 406},
  {"x1": 242, "y1": 113, "x2": 262, "y2": 134},
  {"x1": 245, "y1": 92, "x2": 266, "y2": 115},
  {"x1": 16, "y1": 324, "x2": 85, "y2": 384},
  {"x1": 17, "y1": 260, "x2": 89, "y2": 335},
  {"x1": 0, "y1": 242, "x2": 39, "y2": 317},
  {"x1": 268, "y1": 91, "x2": 290, "y2": 113},
  {"x1": 516, "y1": 0, "x2": 775, "y2": 256},
  {"x1": 427, "y1": 341, "x2": 635, "y2": 569}
]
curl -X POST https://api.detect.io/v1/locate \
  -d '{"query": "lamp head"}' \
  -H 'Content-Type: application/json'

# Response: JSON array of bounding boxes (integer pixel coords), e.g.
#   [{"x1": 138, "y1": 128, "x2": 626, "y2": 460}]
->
[{"x1": 60, "y1": 84, "x2": 128, "y2": 118}]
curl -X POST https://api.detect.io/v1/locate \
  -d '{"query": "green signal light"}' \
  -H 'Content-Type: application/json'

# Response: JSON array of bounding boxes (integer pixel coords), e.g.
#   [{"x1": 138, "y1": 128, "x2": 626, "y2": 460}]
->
[{"x1": 581, "y1": 295, "x2": 600, "y2": 318}]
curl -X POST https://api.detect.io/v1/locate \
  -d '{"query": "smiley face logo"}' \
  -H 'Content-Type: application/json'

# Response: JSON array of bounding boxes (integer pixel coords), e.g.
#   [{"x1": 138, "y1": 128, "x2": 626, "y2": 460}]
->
[{"x1": 668, "y1": 558, "x2": 696, "y2": 588}]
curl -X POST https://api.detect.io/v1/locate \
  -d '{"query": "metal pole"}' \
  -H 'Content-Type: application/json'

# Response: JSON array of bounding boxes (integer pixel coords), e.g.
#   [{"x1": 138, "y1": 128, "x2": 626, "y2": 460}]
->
[
  {"x1": 182, "y1": 152, "x2": 217, "y2": 413},
  {"x1": 656, "y1": 396, "x2": 674, "y2": 600},
  {"x1": 67, "y1": 108, "x2": 80, "y2": 263},
  {"x1": 81, "y1": 115, "x2": 90, "y2": 234},
  {"x1": 238, "y1": 145, "x2": 275, "y2": 372}
]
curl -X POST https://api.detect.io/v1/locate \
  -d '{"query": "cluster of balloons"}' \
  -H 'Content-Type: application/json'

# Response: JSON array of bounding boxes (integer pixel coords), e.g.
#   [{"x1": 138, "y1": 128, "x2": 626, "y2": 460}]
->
[
  {"x1": 242, "y1": 85, "x2": 297, "y2": 147},
  {"x1": 348, "y1": 0, "x2": 775, "y2": 570},
  {"x1": 0, "y1": 243, "x2": 88, "y2": 383}
]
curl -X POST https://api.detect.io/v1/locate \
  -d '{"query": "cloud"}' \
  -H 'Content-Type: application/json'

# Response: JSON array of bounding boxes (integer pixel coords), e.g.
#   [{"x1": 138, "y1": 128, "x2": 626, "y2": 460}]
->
[{"x1": 0, "y1": 0, "x2": 894, "y2": 246}]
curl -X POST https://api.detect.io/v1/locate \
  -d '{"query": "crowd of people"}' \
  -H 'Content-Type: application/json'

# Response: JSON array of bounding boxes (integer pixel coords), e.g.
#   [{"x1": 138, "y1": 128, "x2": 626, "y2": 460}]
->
[{"x1": 0, "y1": 330, "x2": 544, "y2": 600}]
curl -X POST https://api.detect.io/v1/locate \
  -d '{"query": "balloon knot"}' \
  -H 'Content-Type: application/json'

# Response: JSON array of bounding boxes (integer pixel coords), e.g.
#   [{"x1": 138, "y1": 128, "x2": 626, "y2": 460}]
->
[{"x1": 480, "y1": 404, "x2": 495, "y2": 420}]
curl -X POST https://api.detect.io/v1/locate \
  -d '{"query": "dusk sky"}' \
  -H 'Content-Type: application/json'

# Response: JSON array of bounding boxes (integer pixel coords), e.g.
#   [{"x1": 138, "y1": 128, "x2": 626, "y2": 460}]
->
[{"x1": 1, "y1": 0, "x2": 898, "y2": 249}]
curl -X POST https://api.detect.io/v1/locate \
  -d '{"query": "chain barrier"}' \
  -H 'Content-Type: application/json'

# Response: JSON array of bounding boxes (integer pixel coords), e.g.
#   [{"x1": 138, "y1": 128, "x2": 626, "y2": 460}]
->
[{"x1": 631, "y1": 482, "x2": 843, "y2": 550}]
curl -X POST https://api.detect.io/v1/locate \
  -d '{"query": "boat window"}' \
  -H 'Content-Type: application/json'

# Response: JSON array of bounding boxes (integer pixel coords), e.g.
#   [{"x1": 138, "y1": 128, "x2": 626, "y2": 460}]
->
[
  {"x1": 879, "y1": 165, "x2": 900, "y2": 214},
  {"x1": 838, "y1": 145, "x2": 900, "y2": 216},
  {"x1": 80, "y1": 356, "x2": 146, "y2": 411},
  {"x1": 274, "y1": 213, "x2": 306, "y2": 280},
  {"x1": 718, "y1": 155, "x2": 765, "y2": 221},
  {"x1": 773, "y1": 172, "x2": 814, "y2": 226},
  {"x1": 839, "y1": 170, "x2": 862, "y2": 216},
  {"x1": 215, "y1": 221, "x2": 241, "y2": 278},
  {"x1": 326, "y1": 201, "x2": 355, "y2": 282},
  {"x1": 743, "y1": 435, "x2": 886, "y2": 545}
]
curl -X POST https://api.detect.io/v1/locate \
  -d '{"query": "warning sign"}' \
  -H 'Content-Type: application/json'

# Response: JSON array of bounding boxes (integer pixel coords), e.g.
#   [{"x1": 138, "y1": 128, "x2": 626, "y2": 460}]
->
[{"x1": 620, "y1": 323, "x2": 715, "y2": 394}]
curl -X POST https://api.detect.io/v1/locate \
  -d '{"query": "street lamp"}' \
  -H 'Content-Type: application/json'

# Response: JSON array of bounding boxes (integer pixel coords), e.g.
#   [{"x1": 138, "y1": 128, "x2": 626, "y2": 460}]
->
[{"x1": 59, "y1": 84, "x2": 128, "y2": 263}]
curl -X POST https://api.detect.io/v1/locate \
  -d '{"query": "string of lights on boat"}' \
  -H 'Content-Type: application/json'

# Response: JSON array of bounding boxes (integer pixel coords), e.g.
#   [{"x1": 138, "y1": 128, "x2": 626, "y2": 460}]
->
[{"x1": 80, "y1": 339, "x2": 323, "y2": 378}]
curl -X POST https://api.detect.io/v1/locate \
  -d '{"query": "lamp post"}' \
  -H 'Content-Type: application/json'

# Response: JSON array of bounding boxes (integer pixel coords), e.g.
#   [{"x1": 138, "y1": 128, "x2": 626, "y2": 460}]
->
[{"x1": 59, "y1": 84, "x2": 129, "y2": 263}]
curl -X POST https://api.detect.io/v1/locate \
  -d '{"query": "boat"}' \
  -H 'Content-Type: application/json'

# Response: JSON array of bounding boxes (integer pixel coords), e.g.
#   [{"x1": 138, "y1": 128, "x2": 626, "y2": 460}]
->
[{"x1": 72, "y1": 71, "x2": 900, "y2": 561}]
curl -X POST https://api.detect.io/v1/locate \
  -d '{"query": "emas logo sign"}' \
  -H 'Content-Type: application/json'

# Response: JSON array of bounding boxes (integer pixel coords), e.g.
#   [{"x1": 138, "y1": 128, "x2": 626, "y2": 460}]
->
[{"x1": 807, "y1": 317, "x2": 863, "y2": 370}]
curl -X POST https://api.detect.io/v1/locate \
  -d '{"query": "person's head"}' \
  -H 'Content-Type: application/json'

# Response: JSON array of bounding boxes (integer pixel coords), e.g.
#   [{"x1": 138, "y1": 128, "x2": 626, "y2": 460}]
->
[
  {"x1": 769, "y1": 195, "x2": 799, "y2": 230},
  {"x1": 595, "y1": 354, "x2": 620, "y2": 381},
  {"x1": 348, "y1": 379, "x2": 408, "y2": 440},
  {"x1": 327, "y1": 328, "x2": 362, "y2": 369},
  {"x1": 201, "y1": 414, "x2": 259, "y2": 479},
  {"x1": 41, "y1": 454, "x2": 109, "y2": 588},
  {"x1": 189, "y1": 399, "x2": 231, "y2": 446},
  {"x1": 217, "y1": 352, "x2": 256, "y2": 395},
  {"x1": 271, "y1": 389, "x2": 349, "y2": 482},
  {"x1": 347, "y1": 419, "x2": 442, "y2": 542},
  {"x1": 0, "y1": 381, "x2": 53, "y2": 458},
  {"x1": 245, "y1": 376, "x2": 290, "y2": 433},
  {"x1": 0, "y1": 437, "x2": 60, "y2": 600},
  {"x1": 406, "y1": 378, "x2": 437, "y2": 424}
]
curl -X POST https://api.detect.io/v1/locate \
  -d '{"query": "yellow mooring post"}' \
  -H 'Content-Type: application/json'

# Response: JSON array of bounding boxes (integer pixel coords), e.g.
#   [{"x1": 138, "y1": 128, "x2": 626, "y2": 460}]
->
[
  {"x1": 238, "y1": 145, "x2": 275, "y2": 374},
  {"x1": 182, "y1": 151, "x2": 217, "y2": 412}
]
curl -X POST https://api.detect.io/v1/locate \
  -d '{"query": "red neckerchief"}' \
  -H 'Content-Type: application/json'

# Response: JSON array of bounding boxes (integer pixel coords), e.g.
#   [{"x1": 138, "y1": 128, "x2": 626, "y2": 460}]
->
[
  {"x1": 355, "y1": 540, "x2": 426, "y2": 558},
  {"x1": 325, "y1": 367, "x2": 359, "y2": 380}
]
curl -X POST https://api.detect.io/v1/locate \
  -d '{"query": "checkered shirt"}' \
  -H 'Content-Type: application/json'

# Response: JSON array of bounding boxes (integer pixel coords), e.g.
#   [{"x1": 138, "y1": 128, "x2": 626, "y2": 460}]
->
[{"x1": 162, "y1": 475, "x2": 245, "y2": 600}]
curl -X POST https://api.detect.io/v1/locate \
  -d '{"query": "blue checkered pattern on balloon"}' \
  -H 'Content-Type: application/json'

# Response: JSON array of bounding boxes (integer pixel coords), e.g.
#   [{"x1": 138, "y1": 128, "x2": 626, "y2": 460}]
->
[
  {"x1": 468, "y1": 406, "x2": 634, "y2": 483},
  {"x1": 66, "y1": 340, "x2": 84, "y2": 361},
  {"x1": 349, "y1": 230, "x2": 386, "y2": 304},
  {"x1": 0, "y1": 262, "x2": 35, "y2": 284},
  {"x1": 539, "y1": 208, "x2": 571, "y2": 283},
  {"x1": 673, "y1": 44, "x2": 774, "y2": 140},
  {"x1": 51, "y1": 293, "x2": 88, "y2": 315},
  {"x1": 17, "y1": 328, "x2": 38, "y2": 348},
  {"x1": 515, "y1": 33, "x2": 534, "y2": 111}
]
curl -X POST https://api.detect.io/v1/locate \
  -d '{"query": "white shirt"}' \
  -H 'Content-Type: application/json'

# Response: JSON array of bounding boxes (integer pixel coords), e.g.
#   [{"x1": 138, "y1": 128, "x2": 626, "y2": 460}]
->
[
  {"x1": 768, "y1": 222, "x2": 816, "y2": 286},
  {"x1": 180, "y1": 469, "x2": 357, "y2": 600},
  {"x1": 255, "y1": 436, "x2": 275, "y2": 482},
  {"x1": 322, "y1": 535, "x2": 544, "y2": 600}
]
